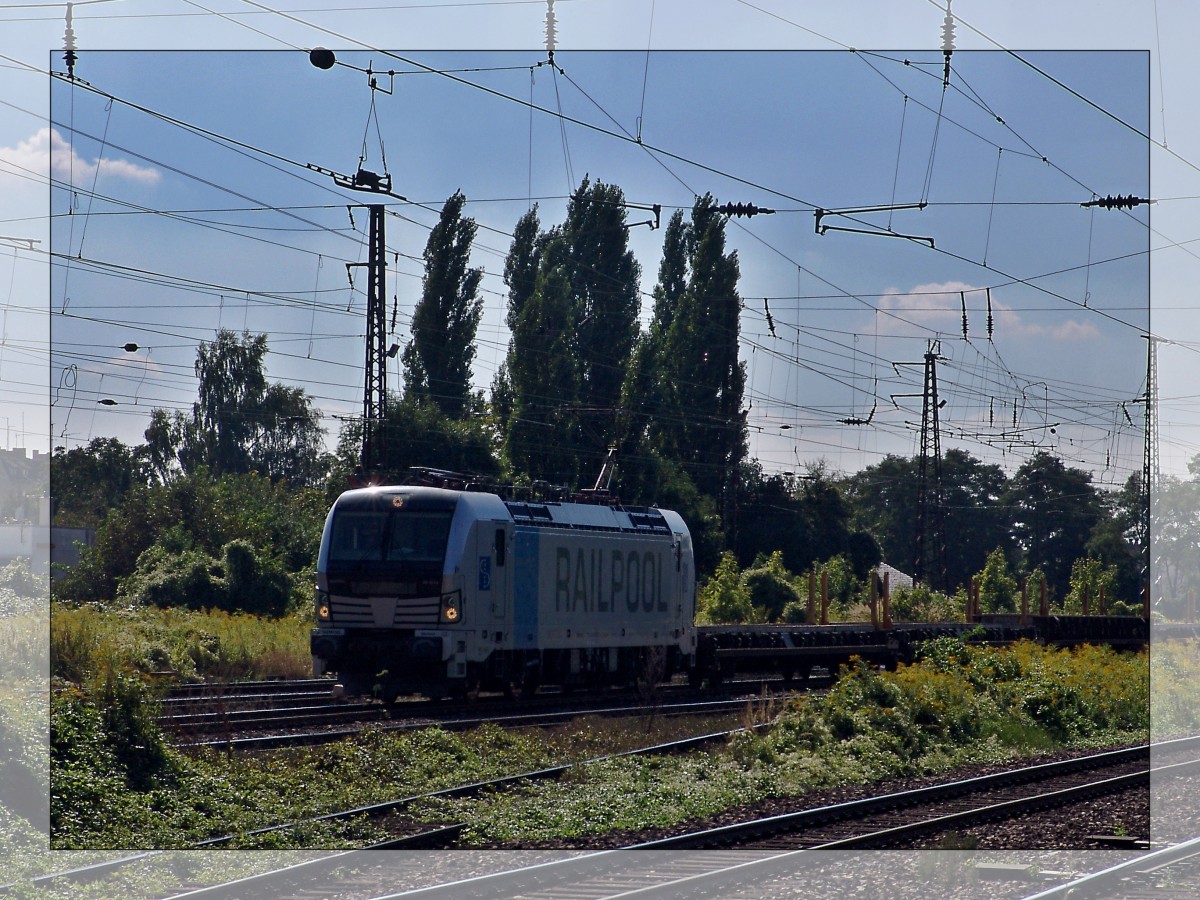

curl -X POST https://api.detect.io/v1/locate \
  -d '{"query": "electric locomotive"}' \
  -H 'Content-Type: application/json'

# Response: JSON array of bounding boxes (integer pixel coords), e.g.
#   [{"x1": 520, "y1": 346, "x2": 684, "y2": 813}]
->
[{"x1": 311, "y1": 484, "x2": 697, "y2": 699}]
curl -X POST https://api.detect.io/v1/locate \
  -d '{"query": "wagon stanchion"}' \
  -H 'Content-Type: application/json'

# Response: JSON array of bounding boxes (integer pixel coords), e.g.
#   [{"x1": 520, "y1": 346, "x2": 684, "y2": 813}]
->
[
  {"x1": 820, "y1": 569, "x2": 829, "y2": 626},
  {"x1": 807, "y1": 570, "x2": 816, "y2": 625}
]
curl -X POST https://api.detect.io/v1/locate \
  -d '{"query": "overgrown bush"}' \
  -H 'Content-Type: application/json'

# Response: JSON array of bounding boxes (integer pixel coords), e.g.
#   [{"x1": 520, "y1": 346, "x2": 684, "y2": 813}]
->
[
  {"x1": 889, "y1": 583, "x2": 962, "y2": 622},
  {"x1": 53, "y1": 471, "x2": 326, "y2": 608},
  {"x1": 117, "y1": 540, "x2": 293, "y2": 616},
  {"x1": 695, "y1": 552, "x2": 757, "y2": 624},
  {"x1": 742, "y1": 551, "x2": 802, "y2": 622}
]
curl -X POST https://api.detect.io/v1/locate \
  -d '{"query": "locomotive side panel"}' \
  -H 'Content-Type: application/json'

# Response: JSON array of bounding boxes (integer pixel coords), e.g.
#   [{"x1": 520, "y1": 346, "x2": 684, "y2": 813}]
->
[{"x1": 518, "y1": 528, "x2": 688, "y2": 650}]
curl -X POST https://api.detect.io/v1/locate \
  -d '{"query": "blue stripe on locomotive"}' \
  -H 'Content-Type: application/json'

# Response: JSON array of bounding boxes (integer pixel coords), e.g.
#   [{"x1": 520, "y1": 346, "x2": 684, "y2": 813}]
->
[{"x1": 513, "y1": 527, "x2": 539, "y2": 648}]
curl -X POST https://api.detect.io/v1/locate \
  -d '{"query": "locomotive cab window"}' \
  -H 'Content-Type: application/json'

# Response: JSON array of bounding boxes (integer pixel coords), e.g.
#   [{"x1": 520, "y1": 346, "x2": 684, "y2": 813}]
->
[
  {"x1": 329, "y1": 512, "x2": 388, "y2": 561},
  {"x1": 387, "y1": 512, "x2": 453, "y2": 564},
  {"x1": 328, "y1": 508, "x2": 453, "y2": 566}
]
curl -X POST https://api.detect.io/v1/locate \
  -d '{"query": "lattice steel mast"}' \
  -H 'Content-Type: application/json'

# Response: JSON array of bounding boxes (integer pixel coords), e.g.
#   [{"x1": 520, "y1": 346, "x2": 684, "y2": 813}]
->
[{"x1": 915, "y1": 340, "x2": 948, "y2": 590}]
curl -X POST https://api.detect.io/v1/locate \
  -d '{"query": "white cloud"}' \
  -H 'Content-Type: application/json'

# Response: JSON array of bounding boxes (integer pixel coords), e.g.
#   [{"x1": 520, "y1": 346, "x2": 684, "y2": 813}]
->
[
  {"x1": 1, "y1": 127, "x2": 160, "y2": 187},
  {"x1": 877, "y1": 280, "x2": 1099, "y2": 342}
]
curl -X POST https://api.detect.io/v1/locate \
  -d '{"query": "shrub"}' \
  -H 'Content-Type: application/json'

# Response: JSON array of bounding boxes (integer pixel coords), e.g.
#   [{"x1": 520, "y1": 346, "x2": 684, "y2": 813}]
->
[
  {"x1": 1063, "y1": 556, "x2": 1120, "y2": 614},
  {"x1": 696, "y1": 552, "x2": 757, "y2": 624},
  {"x1": 742, "y1": 551, "x2": 801, "y2": 622},
  {"x1": 117, "y1": 540, "x2": 292, "y2": 617},
  {"x1": 977, "y1": 547, "x2": 1018, "y2": 614}
]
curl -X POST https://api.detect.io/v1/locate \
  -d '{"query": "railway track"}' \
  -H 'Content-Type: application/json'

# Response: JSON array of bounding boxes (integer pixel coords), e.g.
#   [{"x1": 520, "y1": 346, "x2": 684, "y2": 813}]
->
[
  {"x1": 189, "y1": 725, "x2": 761, "y2": 849},
  {"x1": 161, "y1": 675, "x2": 819, "y2": 748},
  {"x1": 625, "y1": 744, "x2": 1156, "y2": 851},
  {"x1": 1025, "y1": 835, "x2": 1200, "y2": 899},
  {"x1": 18, "y1": 740, "x2": 1196, "y2": 898}
]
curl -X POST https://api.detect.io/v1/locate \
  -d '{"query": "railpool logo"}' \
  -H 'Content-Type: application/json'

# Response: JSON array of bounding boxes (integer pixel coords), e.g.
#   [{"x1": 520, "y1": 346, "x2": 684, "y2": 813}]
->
[{"x1": 554, "y1": 547, "x2": 667, "y2": 614}]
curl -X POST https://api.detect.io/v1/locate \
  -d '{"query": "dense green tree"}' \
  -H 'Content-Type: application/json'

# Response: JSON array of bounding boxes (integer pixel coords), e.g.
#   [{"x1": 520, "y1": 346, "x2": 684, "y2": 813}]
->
[
  {"x1": 503, "y1": 258, "x2": 584, "y2": 485},
  {"x1": 148, "y1": 330, "x2": 326, "y2": 487},
  {"x1": 560, "y1": 177, "x2": 641, "y2": 445},
  {"x1": 254, "y1": 383, "x2": 330, "y2": 486},
  {"x1": 845, "y1": 449, "x2": 1012, "y2": 593},
  {"x1": 620, "y1": 210, "x2": 687, "y2": 450},
  {"x1": 1004, "y1": 451, "x2": 1103, "y2": 602},
  {"x1": 499, "y1": 180, "x2": 642, "y2": 484},
  {"x1": 402, "y1": 191, "x2": 484, "y2": 416},
  {"x1": 976, "y1": 546, "x2": 1018, "y2": 614},
  {"x1": 335, "y1": 394, "x2": 500, "y2": 487},
  {"x1": 1086, "y1": 472, "x2": 1145, "y2": 608},
  {"x1": 180, "y1": 329, "x2": 269, "y2": 476},
  {"x1": 644, "y1": 195, "x2": 747, "y2": 527},
  {"x1": 941, "y1": 449, "x2": 1014, "y2": 587},
  {"x1": 142, "y1": 408, "x2": 183, "y2": 483},
  {"x1": 1151, "y1": 458, "x2": 1200, "y2": 617},
  {"x1": 503, "y1": 205, "x2": 545, "y2": 331},
  {"x1": 843, "y1": 453, "x2": 918, "y2": 575},
  {"x1": 50, "y1": 437, "x2": 147, "y2": 528},
  {"x1": 730, "y1": 467, "x2": 812, "y2": 572}
]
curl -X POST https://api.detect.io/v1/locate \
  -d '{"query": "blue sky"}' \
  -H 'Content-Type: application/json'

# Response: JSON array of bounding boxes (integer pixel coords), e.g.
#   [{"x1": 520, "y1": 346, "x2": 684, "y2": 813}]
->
[{"x1": 2, "y1": 1, "x2": 1196, "y2": 484}]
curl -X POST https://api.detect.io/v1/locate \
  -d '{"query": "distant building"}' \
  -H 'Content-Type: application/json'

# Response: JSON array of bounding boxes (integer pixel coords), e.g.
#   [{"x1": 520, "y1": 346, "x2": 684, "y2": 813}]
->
[
  {"x1": 0, "y1": 448, "x2": 51, "y2": 573},
  {"x1": 875, "y1": 562, "x2": 914, "y2": 593},
  {"x1": 0, "y1": 498, "x2": 50, "y2": 573},
  {"x1": 49, "y1": 526, "x2": 95, "y2": 579}
]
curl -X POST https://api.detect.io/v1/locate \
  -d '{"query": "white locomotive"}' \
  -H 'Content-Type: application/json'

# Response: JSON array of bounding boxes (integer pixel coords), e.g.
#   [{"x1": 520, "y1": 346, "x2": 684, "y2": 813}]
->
[{"x1": 311, "y1": 484, "x2": 697, "y2": 698}]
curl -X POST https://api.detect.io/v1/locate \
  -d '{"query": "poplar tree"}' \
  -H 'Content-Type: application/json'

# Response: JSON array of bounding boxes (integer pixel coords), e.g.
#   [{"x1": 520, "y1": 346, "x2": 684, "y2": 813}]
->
[
  {"x1": 503, "y1": 255, "x2": 582, "y2": 485},
  {"x1": 402, "y1": 190, "x2": 484, "y2": 417},
  {"x1": 621, "y1": 209, "x2": 687, "y2": 459},
  {"x1": 499, "y1": 178, "x2": 641, "y2": 484},
  {"x1": 652, "y1": 194, "x2": 747, "y2": 521},
  {"x1": 560, "y1": 177, "x2": 641, "y2": 443}
]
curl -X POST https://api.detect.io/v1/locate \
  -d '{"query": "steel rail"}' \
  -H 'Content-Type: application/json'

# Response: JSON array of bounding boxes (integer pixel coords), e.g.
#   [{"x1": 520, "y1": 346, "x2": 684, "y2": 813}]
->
[
  {"x1": 173, "y1": 695, "x2": 782, "y2": 750},
  {"x1": 190, "y1": 725, "x2": 762, "y2": 849},
  {"x1": 626, "y1": 744, "x2": 1156, "y2": 850},
  {"x1": 1021, "y1": 834, "x2": 1200, "y2": 899}
]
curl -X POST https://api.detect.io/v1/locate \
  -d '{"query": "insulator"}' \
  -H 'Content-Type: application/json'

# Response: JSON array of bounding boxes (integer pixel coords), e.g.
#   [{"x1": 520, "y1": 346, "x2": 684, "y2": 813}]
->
[
  {"x1": 64, "y1": 4, "x2": 76, "y2": 52},
  {"x1": 941, "y1": 2, "x2": 955, "y2": 54},
  {"x1": 1083, "y1": 194, "x2": 1152, "y2": 210},
  {"x1": 717, "y1": 202, "x2": 774, "y2": 218},
  {"x1": 63, "y1": 3, "x2": 77, "y2": 76},
  {"x1": 545, "y1": 0, "x2": 557, "y2": 55}
]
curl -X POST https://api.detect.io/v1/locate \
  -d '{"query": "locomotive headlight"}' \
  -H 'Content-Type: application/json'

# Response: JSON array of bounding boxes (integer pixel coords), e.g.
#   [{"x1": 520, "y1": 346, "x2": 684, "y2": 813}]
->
[
  {"x1": 316, "y1": 589, "x2": 331, "y2": 622},
  {"x1": 440, "y1": 592, "x2": 462, "y2": 624}
]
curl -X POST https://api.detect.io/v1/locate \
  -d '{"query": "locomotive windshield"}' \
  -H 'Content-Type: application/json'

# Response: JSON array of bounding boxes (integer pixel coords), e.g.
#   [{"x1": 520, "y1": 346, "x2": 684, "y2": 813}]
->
[{"x1": 328, "y1": 510, "x2": 453, "y2": 566}]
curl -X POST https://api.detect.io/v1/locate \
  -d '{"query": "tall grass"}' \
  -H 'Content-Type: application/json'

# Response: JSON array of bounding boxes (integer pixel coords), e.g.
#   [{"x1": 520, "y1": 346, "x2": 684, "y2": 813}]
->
[{"x1": 50, "y1": 603, "x2": 312, "y2": 686}]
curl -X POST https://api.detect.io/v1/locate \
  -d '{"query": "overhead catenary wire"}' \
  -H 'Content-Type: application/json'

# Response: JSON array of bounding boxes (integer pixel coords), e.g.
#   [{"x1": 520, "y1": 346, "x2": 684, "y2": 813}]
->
[{"x1": 32, "y1": 22, "x2": 1161, "y2": 480}]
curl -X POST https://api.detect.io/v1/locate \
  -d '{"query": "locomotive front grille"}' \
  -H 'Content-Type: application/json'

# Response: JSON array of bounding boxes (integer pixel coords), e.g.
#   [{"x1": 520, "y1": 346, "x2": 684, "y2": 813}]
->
[{"x1": 331, "y1": 594, "x2": 442, "y2": 626}]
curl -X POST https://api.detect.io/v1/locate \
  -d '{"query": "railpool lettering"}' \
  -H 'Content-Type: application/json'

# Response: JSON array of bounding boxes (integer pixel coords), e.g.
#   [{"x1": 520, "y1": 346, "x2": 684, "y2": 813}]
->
[{"x1": 555, "y1": 546, "x2": 667, "y2": 614}]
